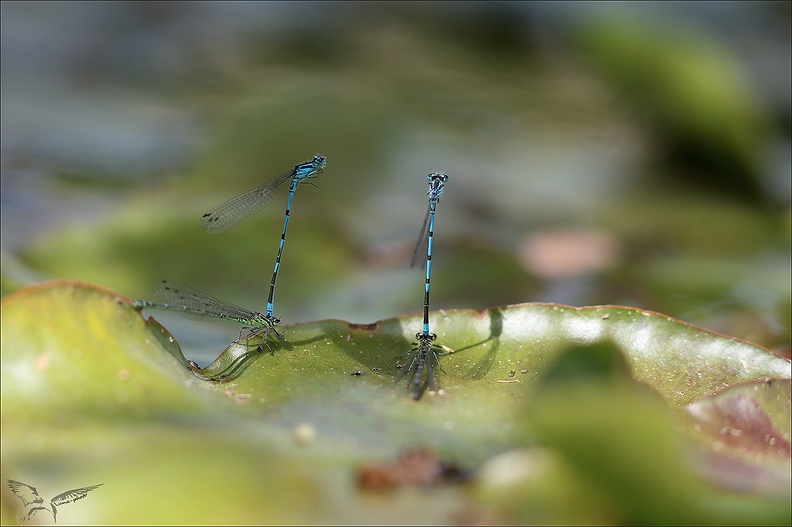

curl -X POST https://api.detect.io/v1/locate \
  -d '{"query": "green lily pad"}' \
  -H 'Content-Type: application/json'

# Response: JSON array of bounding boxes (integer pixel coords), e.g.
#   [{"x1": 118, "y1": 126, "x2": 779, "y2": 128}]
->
[{"x1": 2, "y1": 280, "x2": 789, "y2": 525}]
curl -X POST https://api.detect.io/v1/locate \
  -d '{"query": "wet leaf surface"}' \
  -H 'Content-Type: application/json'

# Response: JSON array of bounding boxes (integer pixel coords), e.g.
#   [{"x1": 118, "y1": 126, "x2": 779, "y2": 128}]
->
[{"x1": 2, "y1": 281, "x2": 789, "y2": 524}]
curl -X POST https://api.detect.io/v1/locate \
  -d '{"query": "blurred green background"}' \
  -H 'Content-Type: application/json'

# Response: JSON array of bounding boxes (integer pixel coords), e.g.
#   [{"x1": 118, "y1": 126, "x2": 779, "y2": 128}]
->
[{"x1": 2, "y1": 1, "x2": 790, "y2": 365}]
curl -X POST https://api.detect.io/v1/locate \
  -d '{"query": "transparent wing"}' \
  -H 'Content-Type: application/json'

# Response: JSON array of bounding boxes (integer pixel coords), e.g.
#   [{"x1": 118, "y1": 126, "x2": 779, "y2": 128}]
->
[
  {"x1": 410, "y1": 207, "x2": 431, "y2": 269},
  {"x1": 200, "y1": 171, "x2": 293, "y2": 233},
  {"x1": 153, "y1": 281, "x2": 257, "y2": 322}
]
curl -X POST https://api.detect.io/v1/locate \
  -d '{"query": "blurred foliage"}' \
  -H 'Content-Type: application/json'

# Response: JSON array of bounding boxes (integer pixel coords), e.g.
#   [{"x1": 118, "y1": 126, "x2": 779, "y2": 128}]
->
[
  {"x1": 3, "y1": 4, "x2": 788, "y2": 360},
  {"x1": 572, "y1": 13, "x2": 770, "y2": 202}
]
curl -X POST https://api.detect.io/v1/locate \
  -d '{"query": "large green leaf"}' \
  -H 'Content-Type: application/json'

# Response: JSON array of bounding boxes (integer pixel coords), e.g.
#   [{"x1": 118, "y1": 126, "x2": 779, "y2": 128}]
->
[{"x1": 2, "y1": 281, "x2": 789, "y2": 525}]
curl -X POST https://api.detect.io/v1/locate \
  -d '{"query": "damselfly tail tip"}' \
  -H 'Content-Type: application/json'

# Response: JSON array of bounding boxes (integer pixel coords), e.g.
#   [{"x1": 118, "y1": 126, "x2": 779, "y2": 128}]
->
[{"x1": 395, "y1": 333, "x2": 442, "y2": 400}]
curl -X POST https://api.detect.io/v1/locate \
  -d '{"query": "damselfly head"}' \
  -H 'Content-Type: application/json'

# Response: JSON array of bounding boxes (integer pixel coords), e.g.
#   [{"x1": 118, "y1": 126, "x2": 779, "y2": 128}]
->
[
  {"x1": 312, "y1": 155, "x2": 327, "y2": 171},
  {"x1": 426, "y1": 173, "x2": 448, "y2": 202},
  {"x1": 427, "y1": 172, "x2": 449, "y2": 185}
]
